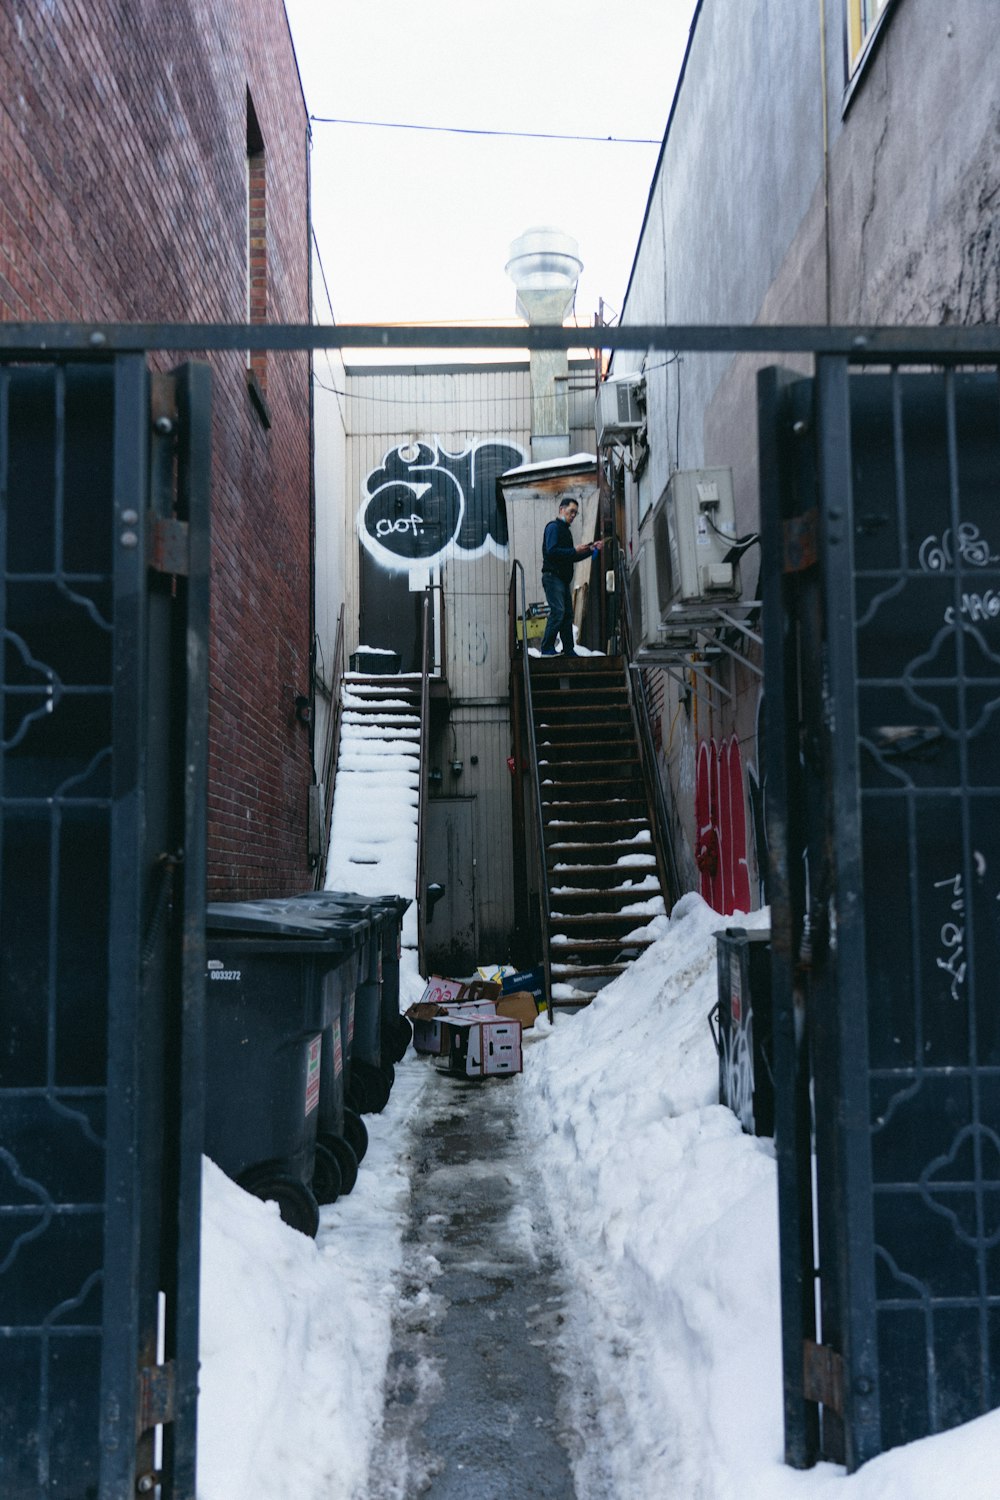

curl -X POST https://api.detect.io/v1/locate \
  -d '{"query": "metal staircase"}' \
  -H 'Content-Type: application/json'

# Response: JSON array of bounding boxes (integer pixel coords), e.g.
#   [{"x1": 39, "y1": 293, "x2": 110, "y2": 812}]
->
[{"x1": 530, "y1": 655, "x2": 668, "y2": 1007}]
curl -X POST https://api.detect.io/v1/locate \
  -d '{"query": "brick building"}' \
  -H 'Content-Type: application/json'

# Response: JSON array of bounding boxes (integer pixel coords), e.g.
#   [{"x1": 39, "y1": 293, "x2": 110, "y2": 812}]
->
[{"x1": 1, "y1": 0, "x2": 314, "y2": 897}]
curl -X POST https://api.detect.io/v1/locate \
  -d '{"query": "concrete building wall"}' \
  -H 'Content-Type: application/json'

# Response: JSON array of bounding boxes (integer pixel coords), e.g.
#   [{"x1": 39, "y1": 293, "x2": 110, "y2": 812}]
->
[
  {"x1": 2, "y1": 0, "x2": 314, "y2": 899},
  {"x1": 615, "y1": 0, "x2": 1000, "y2": 909}
]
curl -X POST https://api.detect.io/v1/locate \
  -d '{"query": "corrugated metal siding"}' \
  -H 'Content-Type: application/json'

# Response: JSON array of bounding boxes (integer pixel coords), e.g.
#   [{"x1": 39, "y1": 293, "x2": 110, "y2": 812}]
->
[{"x1": 341, "y1": 361, "x2": 534, "y2": 958}]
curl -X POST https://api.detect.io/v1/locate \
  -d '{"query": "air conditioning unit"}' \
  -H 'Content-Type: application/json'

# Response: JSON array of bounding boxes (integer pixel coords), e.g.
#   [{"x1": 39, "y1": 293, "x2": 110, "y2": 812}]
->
[
  {"x1": 651, "y1": 468, "x2": 741, "y2": 614},
  {"x1": 595, "y1": 375, "x2": 644, "y2": 447},
  {"x1": 630, "y1": 541, "x2": 696, "y2": 650}
]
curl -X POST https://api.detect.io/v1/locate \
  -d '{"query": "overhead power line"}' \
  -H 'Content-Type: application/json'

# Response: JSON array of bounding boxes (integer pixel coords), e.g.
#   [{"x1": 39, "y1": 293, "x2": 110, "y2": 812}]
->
[{"x1": 309, "y1": 114, "x2": 660, "y2": 145}]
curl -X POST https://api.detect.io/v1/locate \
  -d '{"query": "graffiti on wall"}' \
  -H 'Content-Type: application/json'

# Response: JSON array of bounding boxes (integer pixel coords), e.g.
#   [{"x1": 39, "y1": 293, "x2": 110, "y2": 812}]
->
[
  {"x1": 358, "y1": 438, "x2": 527, "y2": 572},
  {"x1": 745, "y1": 691, "x2": 767, "y2": 908},
  {"x1": 694, "y1": 734, "x2": 752, "y2": 916}
]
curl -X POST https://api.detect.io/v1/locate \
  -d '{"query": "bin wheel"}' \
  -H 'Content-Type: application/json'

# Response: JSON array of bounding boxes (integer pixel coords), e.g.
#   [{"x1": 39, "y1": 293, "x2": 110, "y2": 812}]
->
[
  {"x1": 346, "y1": 1071, "x2": 370, "y2": 1114},
  {"x1": 351, "y1": 1059, "x2": 391, "y2": 1114},
  {"x1": 389, "y1": 1015, "x2": 413, "y2": 1064},
  {"x1": 343, "y1": 1106, "x2": 369, "y2": 1164},
  {"x1": 237, "y1": 1167, "x2": 320, "y2": 1239},
  {"x1": 318, "y1": 1131, "x2": 359, "y2": 1195},
  {"x1": 312, "y1": 1141, "x2": 343, "y2": 1206}
]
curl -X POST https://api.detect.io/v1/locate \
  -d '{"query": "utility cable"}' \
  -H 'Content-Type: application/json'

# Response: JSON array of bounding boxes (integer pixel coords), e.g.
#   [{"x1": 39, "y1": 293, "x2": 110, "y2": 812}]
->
[{"x1": 309, "y1": 115, "x2": 660, "y2": 145}]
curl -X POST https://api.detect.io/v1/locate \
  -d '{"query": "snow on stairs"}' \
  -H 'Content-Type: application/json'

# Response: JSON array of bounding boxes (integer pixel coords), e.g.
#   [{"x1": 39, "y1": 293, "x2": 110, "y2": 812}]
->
[
  {"x1": 530, "y1": 654, "x2": 666, "y2": 1009},
  {"x1": 325, "y1": 673, "x2": 422, "y2": 901}
]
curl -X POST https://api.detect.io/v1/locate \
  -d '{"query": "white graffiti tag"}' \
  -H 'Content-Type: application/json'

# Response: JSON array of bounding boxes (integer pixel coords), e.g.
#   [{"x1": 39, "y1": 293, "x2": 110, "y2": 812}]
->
[{"x1": 358, "y1": 438, "x2": 526, "y2": 572}]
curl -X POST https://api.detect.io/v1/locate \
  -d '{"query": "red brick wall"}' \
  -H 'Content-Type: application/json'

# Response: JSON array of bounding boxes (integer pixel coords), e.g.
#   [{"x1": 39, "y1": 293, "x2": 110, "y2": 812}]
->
[{"x1": 1, "y1": 0, "x2": 314, "y2": 898}]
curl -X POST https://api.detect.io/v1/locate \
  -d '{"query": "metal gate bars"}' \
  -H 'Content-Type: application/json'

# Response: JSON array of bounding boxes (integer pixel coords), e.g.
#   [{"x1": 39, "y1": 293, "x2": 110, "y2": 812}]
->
[
  {"x1": 0, "y1": 357, "x2": 209, "y2": 1497},
  {"x1": 760, "y1": 359, "x2": 1000, "y2": 1470}
]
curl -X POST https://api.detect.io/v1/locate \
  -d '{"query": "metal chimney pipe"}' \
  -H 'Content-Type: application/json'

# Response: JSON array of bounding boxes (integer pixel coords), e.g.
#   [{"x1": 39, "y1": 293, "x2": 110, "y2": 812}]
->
[{"x1": 506, "y1": 227, "x2": 582, "y2": 462}]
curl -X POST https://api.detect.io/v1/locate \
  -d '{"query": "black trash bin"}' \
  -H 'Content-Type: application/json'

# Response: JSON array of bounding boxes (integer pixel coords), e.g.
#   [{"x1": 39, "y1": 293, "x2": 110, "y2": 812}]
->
[
  {"x1": 712, "y1": 927, "x2": 774, "y2": 1137},
  {"x1": 300, "y1": 890, "x2": 413, "y2": 1069},
  {"x1": 234, "y1": 897, "x2": 374, "y2": 1189},
  {"x1": 204, "y1": 904, "x2": 358, "y2": 1232},
  {"x1": 292, "y1": 890, "x2": 397, "y2": 1115}
]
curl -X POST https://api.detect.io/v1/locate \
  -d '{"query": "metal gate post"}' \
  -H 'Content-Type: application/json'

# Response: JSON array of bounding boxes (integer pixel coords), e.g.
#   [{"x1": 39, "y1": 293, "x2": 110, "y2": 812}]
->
[
  {"x1": 99, "y1": 352, "x2": 153, "y2": 1493},
  {"x1": 167, "y1": 361, "x2": 210, "y2": 1497},
  {"x1": 813, "y1": 355, "x2": 882, "y2": 1468},
  {"x1": 758, "y1": 365, "x2": 820, "y2": 1468}
]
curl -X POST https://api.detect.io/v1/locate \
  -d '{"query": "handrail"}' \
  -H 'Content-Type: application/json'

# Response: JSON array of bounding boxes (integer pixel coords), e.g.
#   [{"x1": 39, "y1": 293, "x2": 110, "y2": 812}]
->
[
  {"x1": 314, "y1": 602, "x2": 345, "y2": 889},
  {"x1": 615, "y1": 549, "x2": 683, "y2": 903},
  {"x1": 415, "y1": 587, "x2": 432, "y2": 973},
  {"x1": 509, "y1": 560, "x2": 553, "y2": 1016}
]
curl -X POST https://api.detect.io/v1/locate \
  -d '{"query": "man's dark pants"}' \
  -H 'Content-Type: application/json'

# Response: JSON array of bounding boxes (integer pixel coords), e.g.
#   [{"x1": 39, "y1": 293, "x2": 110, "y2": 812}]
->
[{"x1": 540, "y1": 573, "x2": 575, "y2": 655}]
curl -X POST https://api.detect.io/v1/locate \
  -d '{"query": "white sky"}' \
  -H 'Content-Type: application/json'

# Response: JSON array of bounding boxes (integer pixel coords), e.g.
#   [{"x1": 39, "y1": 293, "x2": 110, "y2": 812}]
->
[{"x1": 282, "y1": 0, "x2": 699, "y2": 328}]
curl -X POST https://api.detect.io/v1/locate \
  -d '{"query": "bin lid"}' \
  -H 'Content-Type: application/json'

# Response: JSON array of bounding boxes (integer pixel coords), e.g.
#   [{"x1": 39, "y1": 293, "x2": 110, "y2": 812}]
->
[
  {"x1": 306, "y1": 889, "x2": 411, "y2": 921},
  {"x1": 205, "y1": 902, "x2": 343, "y2": 939},
  {"x1": 261, "y1": 899, "x2": 370, "y2": 946}
]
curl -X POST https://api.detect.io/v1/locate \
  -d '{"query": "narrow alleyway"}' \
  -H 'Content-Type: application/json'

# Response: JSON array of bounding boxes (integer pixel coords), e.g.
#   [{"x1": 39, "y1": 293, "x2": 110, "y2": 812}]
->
[{"x1": 365, "y1": 1064, "x2": 606, "y2": 1500}]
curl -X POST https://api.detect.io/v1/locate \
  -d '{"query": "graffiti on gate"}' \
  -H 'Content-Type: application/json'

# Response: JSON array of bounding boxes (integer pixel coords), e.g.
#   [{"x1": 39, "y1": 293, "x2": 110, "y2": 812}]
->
[
  {"x1": 358, "y1": 438, "x2": 526, "y2": 572},
  {"x1": 694, "y1": 734, "x2": 752, "y2": 915},
  {"x1": 720, "y1": 961, "x2": 756, "y2": 1131}
]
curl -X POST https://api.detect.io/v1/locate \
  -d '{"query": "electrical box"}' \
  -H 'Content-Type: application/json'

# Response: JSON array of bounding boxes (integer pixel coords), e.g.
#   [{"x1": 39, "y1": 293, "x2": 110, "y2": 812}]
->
[
  {"x1": 595, "y1": 375, "x2": 644, "y2": 446},
  {"x1": 651, "y1": 468, "x2": 740, "y2": 613}
]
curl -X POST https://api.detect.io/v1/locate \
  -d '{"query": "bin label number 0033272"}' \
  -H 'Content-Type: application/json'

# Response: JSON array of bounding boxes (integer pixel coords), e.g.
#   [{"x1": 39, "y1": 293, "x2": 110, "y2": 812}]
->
[{"x1": 208, "y1": 961, "x2": 241, "y2": 981}]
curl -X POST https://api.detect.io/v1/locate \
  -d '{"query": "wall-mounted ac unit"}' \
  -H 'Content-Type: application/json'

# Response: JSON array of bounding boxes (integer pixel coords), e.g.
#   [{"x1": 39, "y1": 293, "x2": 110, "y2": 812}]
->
[
  {"x1": 595, "y1": 375, "x2": 644, "y2": 447},
  {"x1": 630, "y1": 541, "x2": 696, "y2": 650},
  {"x1": 651, "y1": 468, "x2": 741, "y2": 614}
]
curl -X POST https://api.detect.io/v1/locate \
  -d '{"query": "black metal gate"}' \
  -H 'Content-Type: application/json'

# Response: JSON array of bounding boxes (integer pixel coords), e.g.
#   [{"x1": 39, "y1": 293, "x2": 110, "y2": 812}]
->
[
  {"x1": 1, "y1": 357, "x2": 210, "y2": 1497},
  {"x1": 760, "y1": 359, "x2": 1000, "y2": 1470}
]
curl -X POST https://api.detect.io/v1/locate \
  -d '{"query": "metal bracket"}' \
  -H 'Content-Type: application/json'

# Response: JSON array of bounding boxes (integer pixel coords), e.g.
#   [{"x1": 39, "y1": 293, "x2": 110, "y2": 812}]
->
[
  {"x1": 783, "y1": 509, "x2": 818, "y2": 573},
  {"x1": 149, "y1": 514, "x2": 190, "y2": 576},
  {"x1": 802, "y1": 1339, "x2": 844, "y2": 1416},
  {"x1": 137, "y1": 1360, "x2": 175, "y2": 1432}
]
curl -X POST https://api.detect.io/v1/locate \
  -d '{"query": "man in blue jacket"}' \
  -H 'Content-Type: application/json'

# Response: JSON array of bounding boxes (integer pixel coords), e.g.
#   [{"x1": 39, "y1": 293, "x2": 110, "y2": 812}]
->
[{"x1": 539, "y1": 498, "x2": 603, "y2": 656}]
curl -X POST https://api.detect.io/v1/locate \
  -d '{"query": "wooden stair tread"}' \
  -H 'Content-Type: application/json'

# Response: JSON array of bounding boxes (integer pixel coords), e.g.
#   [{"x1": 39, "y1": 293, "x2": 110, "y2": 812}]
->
[{"x1": 551, "y1": 912, "x2": 659, "y2": 924}]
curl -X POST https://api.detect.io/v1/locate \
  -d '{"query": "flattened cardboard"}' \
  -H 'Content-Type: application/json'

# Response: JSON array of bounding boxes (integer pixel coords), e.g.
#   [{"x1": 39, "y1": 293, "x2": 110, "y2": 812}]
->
[{"x1": 501, "y1": 966, "x2": 546, "y2": 1011}]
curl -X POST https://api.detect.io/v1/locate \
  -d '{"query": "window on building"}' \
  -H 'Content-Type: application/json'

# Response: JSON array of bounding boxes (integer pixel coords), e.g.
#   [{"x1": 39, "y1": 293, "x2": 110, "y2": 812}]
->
[
  {"x1": 246, "y1": 90, "x2": 270, "y2": 423},
  {"x1": 846, "y1": 0, "x2": 892, "y2": 73}
]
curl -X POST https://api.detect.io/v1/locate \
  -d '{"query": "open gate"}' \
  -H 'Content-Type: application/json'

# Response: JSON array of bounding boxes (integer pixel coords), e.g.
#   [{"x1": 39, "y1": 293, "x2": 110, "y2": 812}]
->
[
  {"x1": 0, "y1": 357, "x2": 209, "y2": 1497},
  {"x1": 760, "y1": 359, "x2": 1000, "y2": 1469}
]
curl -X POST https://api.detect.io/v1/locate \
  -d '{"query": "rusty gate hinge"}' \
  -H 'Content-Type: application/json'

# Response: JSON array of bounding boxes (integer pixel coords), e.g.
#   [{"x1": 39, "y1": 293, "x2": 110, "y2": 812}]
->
[
  {"x1": 803, "y1": 1339, "x2": 844, "y2": 1415},
  {"x1": 149, "y1": 514, "x2": 190, "y2": 576},
  {"x1": 783, "y1": 509, "x2": 818, "y2": 573},
  {"x1": 138, "y1": 1360, "x2": 175, "y2": 1431}
]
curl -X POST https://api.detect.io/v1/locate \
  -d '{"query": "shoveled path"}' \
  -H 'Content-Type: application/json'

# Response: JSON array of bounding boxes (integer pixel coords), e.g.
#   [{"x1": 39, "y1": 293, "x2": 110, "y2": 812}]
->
[{"x1": 366, "y1": 1064, "x2": 585, "y2": 1499}]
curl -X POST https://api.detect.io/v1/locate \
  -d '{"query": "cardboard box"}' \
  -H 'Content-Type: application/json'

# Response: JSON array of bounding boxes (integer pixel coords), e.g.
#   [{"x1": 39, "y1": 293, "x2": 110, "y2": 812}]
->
[
  {"x1": 475, "y1": 963, "x2": 516, "y2": 985},
  {"x1": 417, "y1": 976, "x2": 501, "y2": 1008},
  {"x1": 495, "y1": 990, "x2": 538, "y2": 1029},
  {"x1": 501, "y1": 967, "x2": 546, "y2": 1011},
  {"x1": 442, "y1": 1016, "x2": 523, "y2": 1077},
  {"x1": 407, "y1": 984, "x2": 501, "y2": 1055}
]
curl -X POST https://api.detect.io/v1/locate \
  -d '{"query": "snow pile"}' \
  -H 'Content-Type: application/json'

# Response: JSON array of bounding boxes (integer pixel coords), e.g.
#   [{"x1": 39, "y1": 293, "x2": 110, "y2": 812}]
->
[
  {"x1": 197, "y1": 1056, "x2": 429, "y2": 1500},
  {"x1": 325, "y1": 673, "x2": 421, "y2": 952},
  {"x1": 521, "y1": 893, "x2": 1000, "y2": 1500}
]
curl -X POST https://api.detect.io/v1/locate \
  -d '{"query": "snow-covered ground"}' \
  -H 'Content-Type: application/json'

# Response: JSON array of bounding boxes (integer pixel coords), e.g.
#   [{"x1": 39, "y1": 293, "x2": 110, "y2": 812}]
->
[{"x1": 197, "y1": 894, "x2": 1000, "y2": 1499}]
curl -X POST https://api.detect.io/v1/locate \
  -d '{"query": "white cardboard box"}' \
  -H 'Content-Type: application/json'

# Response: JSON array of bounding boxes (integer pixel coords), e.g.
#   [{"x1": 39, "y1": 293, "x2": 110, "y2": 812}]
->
[{"x1": 443, "y1": 1016, "x2": 523, "y2": 1077}]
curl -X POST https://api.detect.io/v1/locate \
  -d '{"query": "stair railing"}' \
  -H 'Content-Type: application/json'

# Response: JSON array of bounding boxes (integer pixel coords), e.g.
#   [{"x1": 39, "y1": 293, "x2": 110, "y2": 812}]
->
[
  {"x1": 615, "y1": 548, "x2": 683, "y2": 904},
  {"x1": 314, "y1": 602, "x2": 345, "y2": 889},
  {"x1": 416, "y1": 586, "x2": 432, "y2": 974},
  {"x1": 509, "y1": 561, "x2": 553, "y2": 1015}
]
